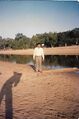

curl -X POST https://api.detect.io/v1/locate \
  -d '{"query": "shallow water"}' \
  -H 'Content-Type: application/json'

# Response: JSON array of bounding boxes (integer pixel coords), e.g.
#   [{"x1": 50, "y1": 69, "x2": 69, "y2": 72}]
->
[{"x1": 0, "y1": 55, "x2": 79, "y2": 69}]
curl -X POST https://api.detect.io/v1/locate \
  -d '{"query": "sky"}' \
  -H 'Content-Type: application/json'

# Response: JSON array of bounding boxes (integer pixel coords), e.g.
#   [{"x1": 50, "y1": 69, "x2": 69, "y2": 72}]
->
[{"x1": 0, "y1": 0, "x2": 79, "y2": 38}]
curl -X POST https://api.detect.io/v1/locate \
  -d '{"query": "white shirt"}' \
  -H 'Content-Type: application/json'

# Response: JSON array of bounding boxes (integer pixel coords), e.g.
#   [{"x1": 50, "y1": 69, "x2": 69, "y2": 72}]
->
[{"x1": 33, "y1": 47, "x2": 44, "y2": 60}]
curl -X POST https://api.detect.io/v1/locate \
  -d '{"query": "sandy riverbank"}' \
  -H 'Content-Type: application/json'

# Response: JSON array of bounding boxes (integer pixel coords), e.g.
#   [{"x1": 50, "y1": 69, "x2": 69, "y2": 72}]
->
[
  {"x1": 0, "y1": 61, "x2": 79, "y2": 119},
  {"x1": 0, "y1": 45, "x2": 79, "y2": 56}
]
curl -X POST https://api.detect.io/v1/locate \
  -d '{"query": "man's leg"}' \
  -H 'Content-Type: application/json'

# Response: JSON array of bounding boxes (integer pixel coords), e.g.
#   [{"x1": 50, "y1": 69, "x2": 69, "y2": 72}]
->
[
  {"x1": 39, "y1": 56, "x2": 42, "y2": 72},
  {"x1": 35, "y1": 56, "x2": 39, "y2": 72}
]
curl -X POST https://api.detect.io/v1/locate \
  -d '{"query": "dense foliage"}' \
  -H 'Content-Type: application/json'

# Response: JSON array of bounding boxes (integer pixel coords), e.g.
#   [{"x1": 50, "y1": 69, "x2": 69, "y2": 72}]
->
[{"x1": 0, "y1": 28, "x2": 79, "y2": 49}]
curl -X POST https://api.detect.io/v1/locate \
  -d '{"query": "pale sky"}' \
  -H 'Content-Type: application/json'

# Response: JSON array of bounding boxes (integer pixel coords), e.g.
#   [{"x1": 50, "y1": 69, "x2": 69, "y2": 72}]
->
[{"x1": 0, "y1": 0, "x2": 79, "y2": 38}]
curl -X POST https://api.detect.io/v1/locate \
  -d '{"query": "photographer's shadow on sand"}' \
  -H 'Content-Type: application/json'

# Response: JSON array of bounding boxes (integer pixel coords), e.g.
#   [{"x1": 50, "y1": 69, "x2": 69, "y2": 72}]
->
[{"x1": 0, "y1": 72, "x2": 22, "y2": 119}]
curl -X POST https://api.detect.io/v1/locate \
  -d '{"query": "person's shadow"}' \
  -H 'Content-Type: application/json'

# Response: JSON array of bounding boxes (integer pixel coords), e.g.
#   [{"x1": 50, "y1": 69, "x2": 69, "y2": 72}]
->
[
  {"x1": 30, "y1": 64, "x2": 36, "y2": 71},
  {"x1": 0, "y1": 72, "x2": 22, "y2": 119}
]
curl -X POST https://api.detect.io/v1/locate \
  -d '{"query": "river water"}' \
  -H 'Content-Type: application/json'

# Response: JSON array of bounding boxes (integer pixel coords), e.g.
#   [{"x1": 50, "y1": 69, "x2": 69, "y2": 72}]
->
[{"x1": 0, "y1": 55, "x2": 79, "y2": 69}]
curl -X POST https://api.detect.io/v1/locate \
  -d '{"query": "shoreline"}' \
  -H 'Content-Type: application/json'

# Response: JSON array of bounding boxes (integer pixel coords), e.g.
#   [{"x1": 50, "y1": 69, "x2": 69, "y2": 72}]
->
[
  {"x1": 0, "y1": 60, "x2": 79, "y2": 73},
  {"x1": 0, "y1": 45, "x2": 79, "y2": 55}
]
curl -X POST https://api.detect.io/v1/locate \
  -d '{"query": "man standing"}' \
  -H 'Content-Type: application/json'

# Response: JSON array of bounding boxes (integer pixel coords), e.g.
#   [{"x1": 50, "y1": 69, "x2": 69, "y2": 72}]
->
[{"x1": 33, "y1": 43, "x2": 44, "y2": 72}]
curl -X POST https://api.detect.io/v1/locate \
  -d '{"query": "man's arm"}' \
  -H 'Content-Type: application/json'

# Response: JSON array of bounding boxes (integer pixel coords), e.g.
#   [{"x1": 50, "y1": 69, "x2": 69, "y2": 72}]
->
[{"x1": 33, "y1": 48, "x2": 36, "y2": 60}]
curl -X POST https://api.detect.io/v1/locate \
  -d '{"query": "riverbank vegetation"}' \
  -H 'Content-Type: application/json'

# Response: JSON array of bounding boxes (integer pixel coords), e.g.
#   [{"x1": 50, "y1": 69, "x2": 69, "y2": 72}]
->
[{"x1": 0, "y1": 28, "x2": 79, "y2": 49}]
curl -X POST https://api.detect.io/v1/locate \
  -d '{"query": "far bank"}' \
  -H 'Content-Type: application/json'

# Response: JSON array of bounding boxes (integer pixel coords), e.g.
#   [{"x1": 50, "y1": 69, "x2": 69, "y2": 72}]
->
[{"x1": 0, "y1": 45, "x2": 79, "y2": 55}]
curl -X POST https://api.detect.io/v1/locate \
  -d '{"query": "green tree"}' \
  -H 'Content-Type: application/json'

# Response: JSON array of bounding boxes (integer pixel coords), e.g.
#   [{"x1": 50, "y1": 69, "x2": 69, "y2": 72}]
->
[{"x1": 14, "y1": 33, "x2": 30, "y2": 49}]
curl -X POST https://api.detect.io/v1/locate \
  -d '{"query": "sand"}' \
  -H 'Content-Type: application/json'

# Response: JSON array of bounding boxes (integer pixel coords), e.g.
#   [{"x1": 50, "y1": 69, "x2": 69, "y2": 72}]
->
[
  {"x1": 0, "y1": 61, "x2": 79, "y2": 119},
  {"x1": 0, "y1": 45, "x2": 79, "y2": 56}
]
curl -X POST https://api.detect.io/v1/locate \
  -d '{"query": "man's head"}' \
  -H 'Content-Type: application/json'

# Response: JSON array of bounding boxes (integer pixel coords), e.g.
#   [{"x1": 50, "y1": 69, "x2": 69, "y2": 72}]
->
[{"x1": 36, "y1": 43, "x2": 41, "y2": 48}]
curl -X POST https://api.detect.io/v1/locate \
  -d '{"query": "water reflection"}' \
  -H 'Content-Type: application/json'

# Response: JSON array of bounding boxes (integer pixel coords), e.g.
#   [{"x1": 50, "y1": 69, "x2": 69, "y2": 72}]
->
[
  {"x1": 0, "y1": 55, "x2": 32, "y2": 64},
  {"x1": 0, "y1": 55, "x2": 79, "y2": 69},
  {"x1": 44, "y1": 55, "x2": 79, "y2": 69}
]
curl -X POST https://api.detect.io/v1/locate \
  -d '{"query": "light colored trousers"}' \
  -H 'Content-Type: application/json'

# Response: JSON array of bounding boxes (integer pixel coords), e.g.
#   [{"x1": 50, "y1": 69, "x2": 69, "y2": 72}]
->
[{"x1": 35, "y1": 56, "x2": 42, "y2": 72}]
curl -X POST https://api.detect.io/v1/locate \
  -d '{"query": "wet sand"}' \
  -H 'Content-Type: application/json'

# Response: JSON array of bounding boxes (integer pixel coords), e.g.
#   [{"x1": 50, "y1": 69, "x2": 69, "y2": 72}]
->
[{"x1": 0, "y1": 61, "x2": 79, "y2": 119}]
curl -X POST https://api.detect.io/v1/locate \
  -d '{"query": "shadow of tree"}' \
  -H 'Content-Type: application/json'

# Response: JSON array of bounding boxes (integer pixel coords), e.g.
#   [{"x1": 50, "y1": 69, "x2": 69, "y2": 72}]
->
[{"x1": 0, "y1": 72, "x2": 22, "y2": 119}]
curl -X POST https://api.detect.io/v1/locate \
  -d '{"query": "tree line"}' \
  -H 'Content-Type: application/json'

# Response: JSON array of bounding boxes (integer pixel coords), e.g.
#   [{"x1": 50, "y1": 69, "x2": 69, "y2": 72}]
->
[{"x1": 0, "y1": 28, "x2": 79, "y2": 49}]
